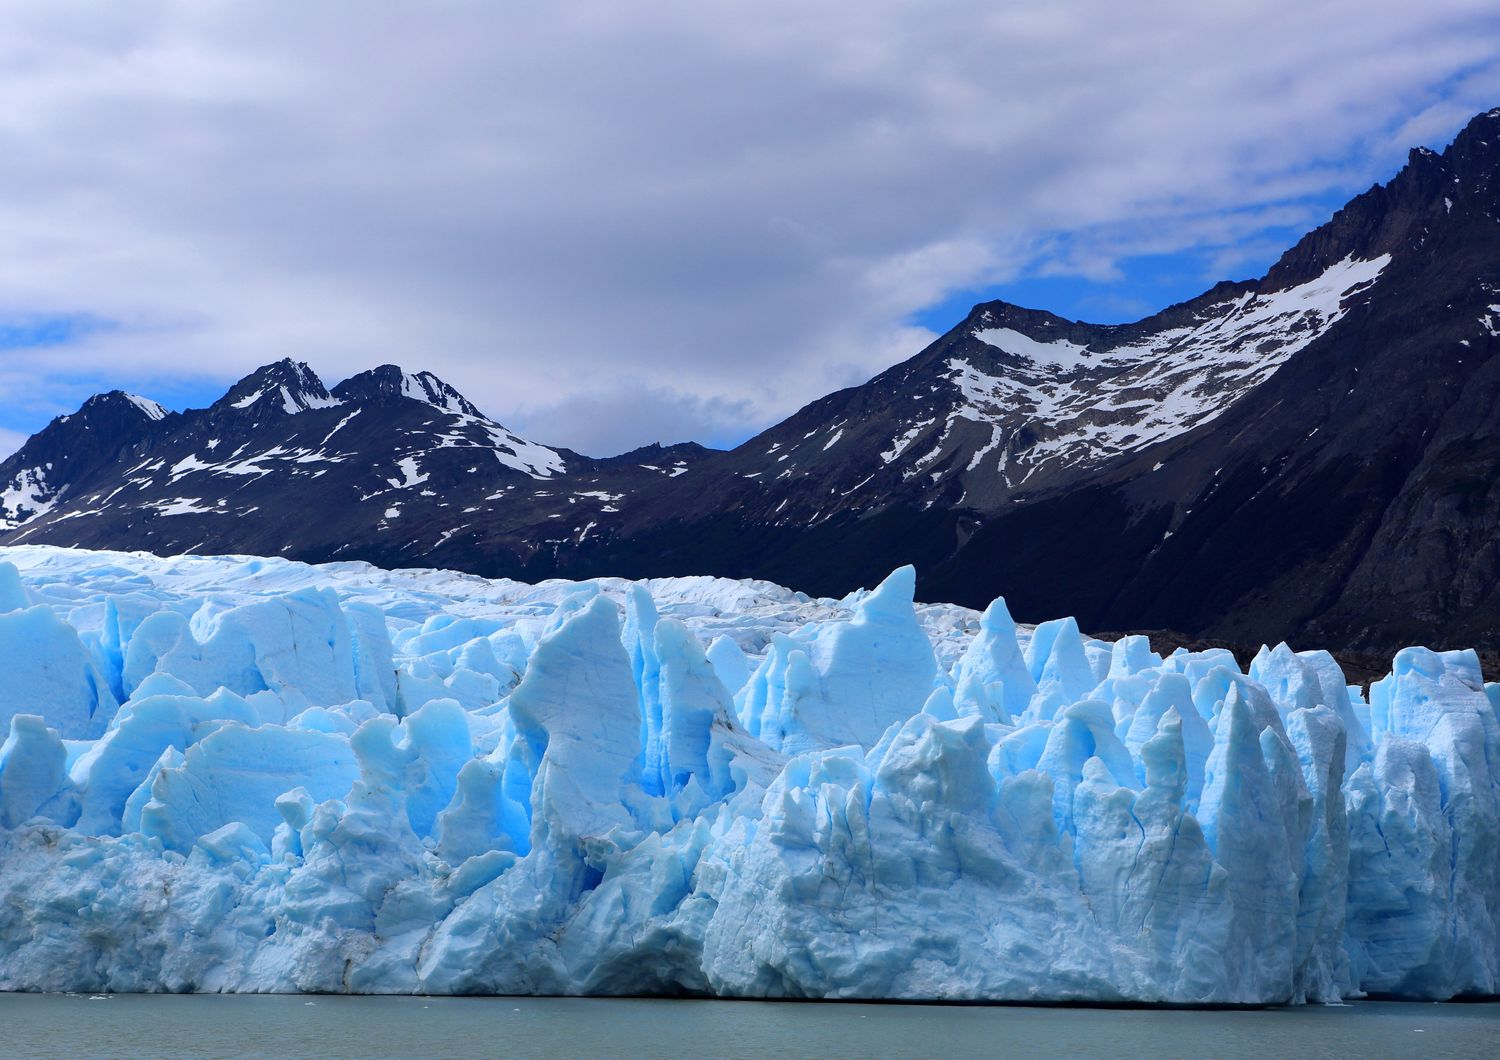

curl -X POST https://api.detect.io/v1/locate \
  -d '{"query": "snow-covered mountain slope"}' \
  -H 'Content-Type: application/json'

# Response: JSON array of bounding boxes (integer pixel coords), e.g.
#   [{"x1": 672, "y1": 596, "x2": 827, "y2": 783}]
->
[
  {"x1": 558, "y1": 108, "x2": 1500, "y2": 653},
  {"x1": 956, "y1": 253, "x2": 1389, "y2": 486},
  {"x1": 6, "y1": 110, "x2": 1500, "y2": 653},
  {"x1": 909, "y1": 110, "x2": 1500, "y2": 654},
  {"x1": 1, "y1": 546, "x2": 1497, "y2": 1001},
  {"x1": 0, "y1": 468, "x2": 53, "y2": 531},
  {"x1": 0, "y1": 391, "x2": 171, "y2": 532},
  {"x1": 329, "y1": 365, "x2": 566, "y2": 478},
  {"x1": 626, "y1": 247, "x2": 1392, "y2": 538},
  {"x1": 334, "y1": 364, "x2": 484, "y2": 417},
  {"x1": 0, "y1": 360, "x2": 718, "y2": 570},
  {"x1": 216, "y1": 358, "x2": 342, "y2": 417}
]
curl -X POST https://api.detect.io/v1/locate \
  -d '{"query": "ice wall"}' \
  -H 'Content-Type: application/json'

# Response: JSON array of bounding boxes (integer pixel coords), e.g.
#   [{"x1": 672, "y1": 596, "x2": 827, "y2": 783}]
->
[{"x1": 0, "y1": 549, "x2": 1497, "y2": 1003}]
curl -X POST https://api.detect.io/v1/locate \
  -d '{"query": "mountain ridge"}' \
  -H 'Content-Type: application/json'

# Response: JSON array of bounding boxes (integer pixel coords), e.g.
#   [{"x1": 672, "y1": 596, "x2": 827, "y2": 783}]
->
[{"x1": 6, "y1": 108, "x2": 1500, "y2": 652}]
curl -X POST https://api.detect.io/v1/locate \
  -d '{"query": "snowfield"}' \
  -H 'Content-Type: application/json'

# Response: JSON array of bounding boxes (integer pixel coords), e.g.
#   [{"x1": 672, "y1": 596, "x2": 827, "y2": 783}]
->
[{"x1": 0, "y1": 545, "x2": 1496, "y2": 1003}]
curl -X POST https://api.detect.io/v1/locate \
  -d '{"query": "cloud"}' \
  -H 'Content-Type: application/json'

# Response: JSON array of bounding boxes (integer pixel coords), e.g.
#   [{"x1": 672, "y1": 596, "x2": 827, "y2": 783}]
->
[
  {"x1": 0, "y1": 1, "x2": 1498, "y2": 453},
  {"x1": 509, "y1": 382, "x2": 762, "y2": 457},
  {"x1": 0, "y1": 427, "x2": 25, "y2": 461}
]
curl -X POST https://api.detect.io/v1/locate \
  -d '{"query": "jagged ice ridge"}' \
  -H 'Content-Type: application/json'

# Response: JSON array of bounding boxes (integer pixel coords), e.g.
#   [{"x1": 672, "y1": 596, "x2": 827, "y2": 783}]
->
[{"x1": 0, "y1": 546, "x2": 1496, "y2": 1002}]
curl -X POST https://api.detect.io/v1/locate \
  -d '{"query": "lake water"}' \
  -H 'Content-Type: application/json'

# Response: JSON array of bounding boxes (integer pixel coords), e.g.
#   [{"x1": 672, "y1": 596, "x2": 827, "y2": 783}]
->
[{"x1": 2, "y1": 993, "x2": 1497, "y2": 1059}]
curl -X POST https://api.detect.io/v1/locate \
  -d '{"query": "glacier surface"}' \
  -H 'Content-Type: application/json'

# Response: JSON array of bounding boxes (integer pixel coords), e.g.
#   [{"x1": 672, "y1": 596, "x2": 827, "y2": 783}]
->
[{"x1": 0, "y1": 545, "x2": 1496, "y2": 1003}]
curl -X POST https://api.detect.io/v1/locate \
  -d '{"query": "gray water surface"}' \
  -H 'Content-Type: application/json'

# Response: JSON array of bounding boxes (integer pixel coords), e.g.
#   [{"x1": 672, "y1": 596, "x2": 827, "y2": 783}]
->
[{"x1": 2, "y1": 993, "x2": 1497, "y2": 1059}]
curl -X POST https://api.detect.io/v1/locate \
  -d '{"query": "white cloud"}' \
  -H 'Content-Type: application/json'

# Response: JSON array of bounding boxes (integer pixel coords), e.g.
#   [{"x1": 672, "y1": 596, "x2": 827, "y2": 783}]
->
[{"x1": 0, "y1": 1, "x2": 1497, "y2": 454}]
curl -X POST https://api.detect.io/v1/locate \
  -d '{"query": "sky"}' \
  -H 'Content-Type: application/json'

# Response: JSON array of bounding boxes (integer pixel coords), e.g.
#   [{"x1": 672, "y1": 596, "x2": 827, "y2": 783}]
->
[{"x1": 2, "y1": 2, "x2": 1500, "y2": 461}]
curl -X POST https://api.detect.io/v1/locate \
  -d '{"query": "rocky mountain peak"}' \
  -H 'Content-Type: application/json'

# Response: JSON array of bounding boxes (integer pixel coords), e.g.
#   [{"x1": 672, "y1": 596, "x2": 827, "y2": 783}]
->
[
  {"x1": 332, "y1": 365, "x2": 483, "y2": 418},
  {"x1": 1261, "y1": 108, "x2": 1500, "y2": 293},
  {"x1": 65, "y1": 390, "x2": 169, "y2": 426},
  {"x1": 213, "y1": 359, "x2": 339, "y2": 417}
]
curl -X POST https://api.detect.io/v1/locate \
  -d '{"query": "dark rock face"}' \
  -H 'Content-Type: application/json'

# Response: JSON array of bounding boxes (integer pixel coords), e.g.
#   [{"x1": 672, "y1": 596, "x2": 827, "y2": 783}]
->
[
  {"x1": 911, "y1": 111, "x2": 1500, "y2": 653},
  {"x1": 7, "y1": 109, "x2": 1500, "y2": 655},
  {"x1": 0, "y1": 391, "x2": 168, "y2": 531},
  {"x1": 0, "y1": 359, "x2": 714, "y2": 573}
]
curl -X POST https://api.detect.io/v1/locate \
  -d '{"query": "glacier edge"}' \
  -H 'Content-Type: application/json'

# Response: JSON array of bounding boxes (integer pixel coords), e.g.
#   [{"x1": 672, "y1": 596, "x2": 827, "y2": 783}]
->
[{"x1": 0, "y1": 545, "x2": 1496, "y2": 1003}]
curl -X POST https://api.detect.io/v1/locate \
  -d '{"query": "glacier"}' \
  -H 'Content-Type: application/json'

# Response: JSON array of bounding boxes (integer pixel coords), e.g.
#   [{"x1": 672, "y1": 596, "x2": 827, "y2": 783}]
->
[{"x1": 0, "y1": 546, "x2": 1497, "y2": 1003}]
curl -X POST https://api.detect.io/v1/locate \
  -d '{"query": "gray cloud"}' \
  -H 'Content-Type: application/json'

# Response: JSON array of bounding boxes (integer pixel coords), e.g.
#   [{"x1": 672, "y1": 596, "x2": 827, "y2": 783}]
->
[
  {"x1": 513, "y1": 382, "x2": 763, "y2": 458},
  {"x1": 1, "y1": 1, "x2": 1499, "y2": 456}
]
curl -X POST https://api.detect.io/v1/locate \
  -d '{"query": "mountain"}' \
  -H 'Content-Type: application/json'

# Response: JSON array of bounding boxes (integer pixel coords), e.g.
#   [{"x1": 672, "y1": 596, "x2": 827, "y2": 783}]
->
[
  {"x1": 0, "y1": 360, "x2": 714, "y2": 569},
  {"x1": 6, "y1": 108, "x2": 1500, "y2": 653},
  {"x1": 567, "y1": 110, "x2": 1500, "y2": 653},
  {"x1": 565, "y1": 249, "x2": 1390, "y2": 581},
  {"x1": 913, "y1": 112, "x2": 1500, "y2": 652},
  {"x1": 0, "y1": 391, "x2": 167, "y2": 532}
]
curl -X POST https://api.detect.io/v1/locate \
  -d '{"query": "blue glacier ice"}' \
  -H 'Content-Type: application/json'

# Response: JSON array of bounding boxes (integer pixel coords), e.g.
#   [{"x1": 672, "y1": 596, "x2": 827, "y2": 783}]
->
[{"x1": 0, "y1": 548, "x2": 1497, "y2": 1002}]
